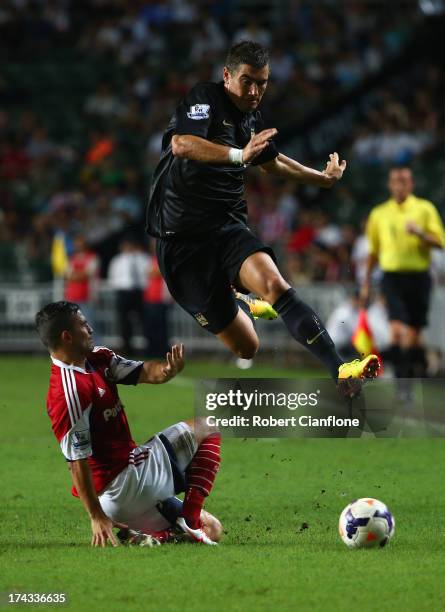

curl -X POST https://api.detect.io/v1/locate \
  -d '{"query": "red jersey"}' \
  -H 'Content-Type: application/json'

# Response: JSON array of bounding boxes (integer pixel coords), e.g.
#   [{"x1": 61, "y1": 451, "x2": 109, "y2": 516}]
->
[
  {"x1": 143, "y1": 257, "x2": 171, "y2": 304},
  {"x1": 46, "y1": 347, "x2": 143, "y2": 496},
  {"x1": 65, "y1": 250, "x2": 99, "y2": 303}
]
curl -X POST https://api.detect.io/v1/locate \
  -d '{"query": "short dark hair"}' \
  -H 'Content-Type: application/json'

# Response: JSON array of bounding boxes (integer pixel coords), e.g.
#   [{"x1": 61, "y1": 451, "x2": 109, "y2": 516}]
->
[
  {"x1": 35, "y1": 301, "x2": 80, "y2": 350},
  {"x1": 225, "y1": 41, "x2": 269, "y2": 74},
  {"x1": 389, "y1": 166, "x2": 412, "y2": 174}
]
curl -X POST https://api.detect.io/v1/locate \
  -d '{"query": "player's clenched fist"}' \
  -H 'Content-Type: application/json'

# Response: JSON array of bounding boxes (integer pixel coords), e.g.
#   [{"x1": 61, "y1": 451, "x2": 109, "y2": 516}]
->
[{"x1": 243, "y1": 128, "x2": 278, "y2": 164}]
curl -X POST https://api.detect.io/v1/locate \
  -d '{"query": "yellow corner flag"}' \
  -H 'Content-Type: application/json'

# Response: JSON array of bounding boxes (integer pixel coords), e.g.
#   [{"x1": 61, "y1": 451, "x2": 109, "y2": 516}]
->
[{"x1": 51, "y1": 232, "x2": 69, "y2": 278}]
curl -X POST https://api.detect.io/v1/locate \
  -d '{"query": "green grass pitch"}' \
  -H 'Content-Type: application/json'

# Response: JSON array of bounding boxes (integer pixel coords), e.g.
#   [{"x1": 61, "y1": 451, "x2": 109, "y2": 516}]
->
[{"x1": 1, "y1": 355, "x2": 445, "y2": 611}]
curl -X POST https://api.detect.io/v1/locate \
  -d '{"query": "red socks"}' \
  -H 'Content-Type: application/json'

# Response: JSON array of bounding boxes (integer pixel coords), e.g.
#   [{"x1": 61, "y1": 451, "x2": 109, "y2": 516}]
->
[{"x1": 182, "y1": 433, "x2": 221, "y2": 528}]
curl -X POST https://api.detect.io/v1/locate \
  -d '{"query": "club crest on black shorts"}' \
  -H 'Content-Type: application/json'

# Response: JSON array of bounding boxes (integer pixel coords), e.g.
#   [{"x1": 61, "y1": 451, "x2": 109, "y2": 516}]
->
[{"x1": 194, "y1": 313, "x2": 209, "y2": 327}]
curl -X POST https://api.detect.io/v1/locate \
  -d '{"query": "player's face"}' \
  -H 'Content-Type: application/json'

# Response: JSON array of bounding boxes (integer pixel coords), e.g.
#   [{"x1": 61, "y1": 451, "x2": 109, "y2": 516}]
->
[
  {"x1": 65, "y1": 312, "x2": 94, "y2": 354},
  {"x1": 388, "y1": 169, "x2": 414, "y2": 202},
  {"x1": 223, "y1": 63, "x2": 269, "y2": 112}
]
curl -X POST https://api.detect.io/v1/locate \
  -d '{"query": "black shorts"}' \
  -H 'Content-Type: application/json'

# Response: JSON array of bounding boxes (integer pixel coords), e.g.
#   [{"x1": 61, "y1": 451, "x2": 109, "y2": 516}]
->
[
  {"x1": 381, "y1": 271, "x2": 432, "y2": 328},
  {"x1": 157, "y1": 222, "x2": 276, "y2": 334}
]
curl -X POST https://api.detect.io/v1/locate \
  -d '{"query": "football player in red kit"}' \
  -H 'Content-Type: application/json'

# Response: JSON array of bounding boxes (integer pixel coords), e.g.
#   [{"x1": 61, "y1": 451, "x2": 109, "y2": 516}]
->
[{"x1": 36, "y1": 301, "x2": 222, "y2": 546}]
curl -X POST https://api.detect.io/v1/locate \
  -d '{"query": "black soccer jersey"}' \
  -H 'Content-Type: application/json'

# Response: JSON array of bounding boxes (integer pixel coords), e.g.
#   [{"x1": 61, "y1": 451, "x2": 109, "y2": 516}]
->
[{"x1": 146, "y1": 81, "x2": 279, "y2": 237}]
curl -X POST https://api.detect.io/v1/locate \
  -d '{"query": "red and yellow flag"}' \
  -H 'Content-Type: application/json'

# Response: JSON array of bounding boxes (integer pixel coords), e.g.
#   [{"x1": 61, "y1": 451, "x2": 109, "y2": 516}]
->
[{"x1": 352, "y1": 309, "x2": 383, "y2": 374}]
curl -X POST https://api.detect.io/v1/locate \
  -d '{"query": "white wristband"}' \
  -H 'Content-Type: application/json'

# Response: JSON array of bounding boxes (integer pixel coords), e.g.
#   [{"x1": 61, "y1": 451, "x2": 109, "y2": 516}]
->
[{"x1": 228, "y1": 147, "x2": 244, "y2": 166}]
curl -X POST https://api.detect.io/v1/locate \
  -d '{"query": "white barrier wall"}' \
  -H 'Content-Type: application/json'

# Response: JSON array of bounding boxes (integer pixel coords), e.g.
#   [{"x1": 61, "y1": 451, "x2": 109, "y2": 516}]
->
[{"x1": 0, "y1": 283, "x2": 444, "y2": 361}]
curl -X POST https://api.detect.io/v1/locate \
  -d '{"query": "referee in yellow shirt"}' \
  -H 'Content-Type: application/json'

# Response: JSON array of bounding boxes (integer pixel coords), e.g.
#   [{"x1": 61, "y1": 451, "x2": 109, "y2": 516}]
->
[{"x1": 361, "y1": 167, "x2": 445, "y2": 382}]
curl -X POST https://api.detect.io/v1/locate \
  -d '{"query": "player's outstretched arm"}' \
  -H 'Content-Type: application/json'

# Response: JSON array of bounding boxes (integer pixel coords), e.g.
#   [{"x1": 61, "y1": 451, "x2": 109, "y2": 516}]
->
[
  {"x1": 138, "y1": 343, "x2": 185, "y2": 384},
  {"x1": 69, "y1": 459, "x2": 126, "y2": 547},
  {"x1": 260, "y1": 152, "x2": 347, "y2": 187}
]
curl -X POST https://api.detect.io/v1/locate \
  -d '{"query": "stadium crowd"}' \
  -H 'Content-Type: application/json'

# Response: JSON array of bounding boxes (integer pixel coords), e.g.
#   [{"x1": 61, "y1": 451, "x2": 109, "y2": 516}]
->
[{"x1": 1, "y1": 0, "x2": 444, "y2": 289}]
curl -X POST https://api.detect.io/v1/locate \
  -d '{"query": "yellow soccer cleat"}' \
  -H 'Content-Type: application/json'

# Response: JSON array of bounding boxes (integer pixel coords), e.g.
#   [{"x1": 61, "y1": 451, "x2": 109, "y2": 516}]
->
[
  {"x1": 337, "y1": 355, "x2": 380, "y2": 399},
  {"x1": 235, "y1": 292, "x2": 278, "y2": 321},
  {"x1": 338, "y1": 354, "x2": 380, "y2": 381}
]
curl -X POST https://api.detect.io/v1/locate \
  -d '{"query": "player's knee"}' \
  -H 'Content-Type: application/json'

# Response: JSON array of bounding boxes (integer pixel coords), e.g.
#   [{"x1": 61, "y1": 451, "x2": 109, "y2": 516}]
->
[
  {"x1": 201, "y1": 510, "x2": 223, "y2": 542},
  {"x1": 193, "y1": 416, "x2": 220, "y2": 442},
  {"x1": 390, "y1": 321, "x2": 405, "y2": 344},
  {"x1": 405, "y1": 327, "x2": 421, "y2": 347},
  {"x1": 261, "y1": 274, "x2": 289, "y2": 304},
  {"x1": 235, "y1": 336, "x2": 259, "y2": 359}
]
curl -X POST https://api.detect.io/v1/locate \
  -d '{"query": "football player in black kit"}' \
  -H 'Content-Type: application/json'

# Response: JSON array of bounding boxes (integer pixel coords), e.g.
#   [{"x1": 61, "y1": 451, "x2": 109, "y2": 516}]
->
[{"x1": 146, "y1": 41, "x2": 379, "y2": 393}]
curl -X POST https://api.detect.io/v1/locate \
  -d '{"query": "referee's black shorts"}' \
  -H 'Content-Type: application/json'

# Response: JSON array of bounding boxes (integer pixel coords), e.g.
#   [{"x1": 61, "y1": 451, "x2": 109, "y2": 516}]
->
[
  {"x1": 381, "y1": 271, "x2": 432, "y2": 328},
  {"x1": 156, "y1": 221, "x2": 276, "y2": 334}
]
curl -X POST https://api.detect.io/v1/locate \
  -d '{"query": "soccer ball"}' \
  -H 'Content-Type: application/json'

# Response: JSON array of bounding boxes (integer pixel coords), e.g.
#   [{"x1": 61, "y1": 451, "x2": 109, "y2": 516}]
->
[{"x1": 339, "y1": 498, "x2": 395, "y2": 549}]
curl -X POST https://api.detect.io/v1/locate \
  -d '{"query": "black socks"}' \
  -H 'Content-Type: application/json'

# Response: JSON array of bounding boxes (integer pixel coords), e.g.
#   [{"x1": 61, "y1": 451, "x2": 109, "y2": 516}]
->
[
  {"x1": 388, "y1": 344, "x2": 404, "y2": 378},
  {"x1": 407, "y1": 346, "x2": 427, "y2": 378},
  {"x1": 387, "y1": 344, "x2": 427, "y2": 378},
  {"x1": 273, "y1": 288, "x2": 343, "y2": 380}
]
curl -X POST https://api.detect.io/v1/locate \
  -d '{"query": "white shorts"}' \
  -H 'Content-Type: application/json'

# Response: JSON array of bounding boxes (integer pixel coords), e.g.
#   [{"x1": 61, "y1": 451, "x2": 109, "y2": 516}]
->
[{"x1": 99, "y1": 421, "x2": 197, "y2": 532}]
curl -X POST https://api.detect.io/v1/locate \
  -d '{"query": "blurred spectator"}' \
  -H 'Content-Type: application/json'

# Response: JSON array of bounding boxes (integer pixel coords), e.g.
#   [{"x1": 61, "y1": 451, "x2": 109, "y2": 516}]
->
[
  {"x1": 0, "y1": 220, "x2": 20, "y2": 281},
  {"x1": 85, "y1": 131, "x2": 115, "y2": 166},
  {"x1": 284, "y1": 253, "x2": 311, "y2": 286},
  {"x1": 269, "y1": 46, "x2": 294, "y2": 84},
  {"x1": 0, "y1": 134, "x2": 31, "y2": 180},
  {"x1": 351, "y1": 219, "x2": 382, "y2": 286},
  {"x1": 131, "y1": 65, "x2": 152, "y2": 112},
  {"x1": 110, "y1": 180, "x2": 143, "y2": 224},
  {"x1": 108, "y1": 237, "x2": 149, "y2": 354},
  {"x1": 257, "y1": 199, "x2": 289, "y2": 251},
  {"x1": 334, "y1": 48, "x2": 362, "y2": 88},
  {"x1": 310, "y1": 241, "x2": 341, "y2": 282},
  {"x1": 0, "y1": 0, "x2": 442, "y2": 290},
  {"x1": 287, "y1": 209, "x2": 316, "y2": 254},
  {"x1": 84, "y1": 194, "x2": 124, "y2": 246},
  {"x1": 233, "y1": 18, "x2": 271, "y2": 47},
  {"x1": 314, "y1": 211, "x2": 343, "y2": 248},
  {"x1": 26, "y1": 126, "x2": 56, "y2": 161},
  {"x1": 84, "y1": 83, "x2": 124, "y2": 119},
  {"x1": 190, "y1": 11, "x2": 226, "y2": 62},
  {"x1": 95, "y1": 16, "x2": 123, "y2": 53},
  {"x1": 276, "y1": 181, "x2": 300, "y2": 229},
  {"x1": 43, "y1": 0, "x2": 70, "y2": 34},
  {"x1": 26, "y1": 214, "x2": 53, "y2": 282},
  {"x1": 143, "y1": 248, "x2": 172, "y2": 358},
  {"x1": 64, "y1": 235, "x2": 100, "y2": 341}
]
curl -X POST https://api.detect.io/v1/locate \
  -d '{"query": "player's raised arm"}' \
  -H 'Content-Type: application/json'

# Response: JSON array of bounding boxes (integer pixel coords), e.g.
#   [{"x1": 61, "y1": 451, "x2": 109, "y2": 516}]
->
[
  {"x1": 137, "y1": 343, "x2": 185, "y2": 384},
  {"x1": 260, "y1": 151, "x2": 347, "y2": 188},
  {"x1": 69, "y1": 459, "x2": 126, "y2": 547}
]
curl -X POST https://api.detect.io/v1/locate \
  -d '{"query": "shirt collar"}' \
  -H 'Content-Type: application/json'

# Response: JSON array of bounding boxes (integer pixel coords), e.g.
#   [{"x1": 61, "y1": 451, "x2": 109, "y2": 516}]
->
[
  {"x1": 51, "y1": 355, "x2": 87, "y2": 374},
  {"x1": 389, "y1": 194, "x2": 416, "y2": 208}
]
